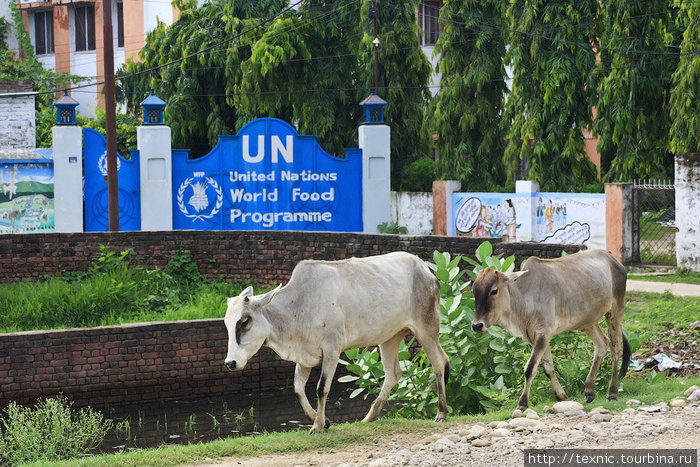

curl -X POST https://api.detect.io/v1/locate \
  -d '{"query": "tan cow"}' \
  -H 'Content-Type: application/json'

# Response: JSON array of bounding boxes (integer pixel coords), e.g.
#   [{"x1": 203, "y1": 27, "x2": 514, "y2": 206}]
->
[
  {"x1": 224, "y1": 252, "x2": 450, "y2": 434},
  {"x1": 471, "y1": 249, "x2": 630, "y2": 410}
]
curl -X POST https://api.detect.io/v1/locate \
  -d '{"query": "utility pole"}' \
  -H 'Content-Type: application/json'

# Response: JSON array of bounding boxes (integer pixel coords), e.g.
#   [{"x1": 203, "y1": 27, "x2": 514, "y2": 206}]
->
[
  {"x1": 102, "y1": 0, "x2": 119, "y2": 231},
  {"x1": 370, "y1": 0, "x2": 379, "y2": 95}
]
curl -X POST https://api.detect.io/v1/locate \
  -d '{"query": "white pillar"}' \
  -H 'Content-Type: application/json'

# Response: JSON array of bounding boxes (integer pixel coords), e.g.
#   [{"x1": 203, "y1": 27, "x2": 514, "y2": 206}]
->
[
  {"x1": 52, "y1": 126, "x2": 83, "y2": 232},
  {"x1": 675, "y1": 153, "x2": 700, "y2": 271},
  {"x1": 137, "y1": 125, "x2": 173, "y2": 231},
  {"x1": 358, "y1": 124, "x2": 391, "y2": 233},
  {"x1": 515, "y1": 180, "x2": 540, "y2": 241}
]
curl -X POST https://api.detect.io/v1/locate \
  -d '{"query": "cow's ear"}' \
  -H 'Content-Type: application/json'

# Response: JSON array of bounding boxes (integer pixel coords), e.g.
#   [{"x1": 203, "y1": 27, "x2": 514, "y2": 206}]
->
[
  {"x1": 259, "y1": 284, "x2": 282, "y2": 307},
  {"x1": 239, "y1": 286, "x2": 254, "y2": 298},
  {"x1": 504, "y1": 270, "x2": 528, "y2": 282}
]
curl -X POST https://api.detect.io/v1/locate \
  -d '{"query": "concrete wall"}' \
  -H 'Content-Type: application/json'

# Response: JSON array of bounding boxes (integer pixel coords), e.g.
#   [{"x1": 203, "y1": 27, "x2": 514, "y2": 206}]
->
[
  {"x1": 0, "y1": 81, "x2": 35, "y2": 149},
  {"x1": 391, "y1": 191, "x2": 432, "y2": 235},
  {"x1": 676, "y1": 153, "x2": 700, "y2": 271}
]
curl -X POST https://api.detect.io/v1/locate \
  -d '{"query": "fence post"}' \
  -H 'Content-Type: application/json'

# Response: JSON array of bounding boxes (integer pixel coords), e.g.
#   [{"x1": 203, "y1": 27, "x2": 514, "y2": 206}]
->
[
  {"x1": 515, "y1": 180, "x2": 540, "y2": 241},
  {"x1": 358, "y1": 96, "x2": 391, "y2": 233},
  {"x1": 675, "y1": 153, "x2": 700, "y2": 271},
  {"x1": 432, "y1": 180, "x2": 461, "y2": 235},
  {"x1": 605, "y1": 182, "x2": 633, "y2": 263},
  {"x1": 52, "y1": 124, "x2": 83, "y2": 232},
  {"x1": 137, "y1": 93, "x2": 172, "y2": 231}
]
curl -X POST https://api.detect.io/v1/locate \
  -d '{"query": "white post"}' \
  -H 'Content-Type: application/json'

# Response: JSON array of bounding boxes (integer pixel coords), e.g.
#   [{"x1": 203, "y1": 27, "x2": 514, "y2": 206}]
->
[
  {"x1": 675, "y1": 153, "x2": 700, "y2": 271},
  {"x1": 358, "y1": 124, "x2": 391, "y2": 233},
  {"x1": 515, "y1": 180, "x2": 540, "y2": 241},
  {"x1": 52, "y1": 126, "x2": 83, "y2": 232},
  {"x1": 137, "y1": 125, "x2": 173, "y2": 231}
]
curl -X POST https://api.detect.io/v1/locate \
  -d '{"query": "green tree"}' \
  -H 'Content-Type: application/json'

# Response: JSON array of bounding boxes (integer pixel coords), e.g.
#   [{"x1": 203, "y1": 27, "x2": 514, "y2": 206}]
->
[
  {"x1": 116, "y1": 0, "x2": 287, "y2": 155},
  {"x1": 593, "y1": 0, "x2": 676, "y2": 180},
  {"x1": 430, "y1": 0, "x2": 508, "y2": 191},
  {"x1": 503, "y1": 0, "x2": 599, "y2": 191},
  {"x1": 669, "y1": 5, "x2": 700, "y2": 153},
  {"x1": 235, "y1": 0, "x2": 432, "y2": 188},
  {"x1": 232, "y1": 0, "x2": 363, "y2": 157}
]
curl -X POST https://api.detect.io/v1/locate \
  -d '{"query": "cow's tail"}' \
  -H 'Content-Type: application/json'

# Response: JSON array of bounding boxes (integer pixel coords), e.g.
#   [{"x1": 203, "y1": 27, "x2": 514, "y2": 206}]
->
[{"x1": 619, "y1": 331, "x2": 631, "y2": 380}]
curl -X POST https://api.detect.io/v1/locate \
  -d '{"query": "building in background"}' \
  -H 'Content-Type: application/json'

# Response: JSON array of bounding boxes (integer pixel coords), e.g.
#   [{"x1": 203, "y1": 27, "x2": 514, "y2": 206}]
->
[{"x1": 8, "y1": 0, "x2": 179, "y2": 117}]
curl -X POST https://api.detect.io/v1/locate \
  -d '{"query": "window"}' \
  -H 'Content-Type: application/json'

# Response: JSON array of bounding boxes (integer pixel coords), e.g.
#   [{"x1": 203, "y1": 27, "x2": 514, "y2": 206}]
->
[
  {"x1": 34, "y1": 10, "x2": 54, "y2": 55},
  {"x1": 117, "y1": 2, "x2": 124, "y2": 48},
  {"x1": 418, "y1": 1, "x2": 441, "y2": 46},
  {"x1": 74, "y1": 5, "x2": 95, "y2": 51}
]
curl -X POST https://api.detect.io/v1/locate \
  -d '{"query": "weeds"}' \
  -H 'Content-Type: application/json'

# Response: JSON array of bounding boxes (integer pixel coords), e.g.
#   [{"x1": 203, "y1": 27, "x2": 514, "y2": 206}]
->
[{"x1": 0, "y1": 395, "x2": 112, "y2": 465}]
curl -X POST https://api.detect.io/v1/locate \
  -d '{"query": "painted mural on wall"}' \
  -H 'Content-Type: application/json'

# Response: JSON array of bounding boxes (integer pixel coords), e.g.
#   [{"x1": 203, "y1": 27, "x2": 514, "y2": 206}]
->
[
  {"x1": 0, "y1": 158, "x2": 54, "y2": 234},
  {"x1": 172, "y1": 118, "x2": 362, "y2": 231},
  {"x1": 452, "y1": 192, "x2": 605, "y2": 249}
]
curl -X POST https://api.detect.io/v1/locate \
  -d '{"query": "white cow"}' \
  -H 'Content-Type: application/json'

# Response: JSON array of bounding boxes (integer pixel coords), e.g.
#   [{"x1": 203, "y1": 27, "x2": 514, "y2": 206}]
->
[
  {"x1": 471, "y1": 249, "x2": 630, "y2": 410},
  {"x1": 224, "y1": 252, "x2": 450, "y2": 434}
]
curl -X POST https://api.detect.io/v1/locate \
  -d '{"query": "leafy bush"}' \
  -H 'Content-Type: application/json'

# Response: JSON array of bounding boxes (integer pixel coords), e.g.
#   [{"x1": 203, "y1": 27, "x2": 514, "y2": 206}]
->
[
  {"x1": 377, "y1": 221, "x2": 408, "y2": 234},
  {"x1": 339, "y1": 242, "x2": 530, "y2": 417},
  {"x1": 0, "y1": 395, "x2": 111, "y2": 464}
]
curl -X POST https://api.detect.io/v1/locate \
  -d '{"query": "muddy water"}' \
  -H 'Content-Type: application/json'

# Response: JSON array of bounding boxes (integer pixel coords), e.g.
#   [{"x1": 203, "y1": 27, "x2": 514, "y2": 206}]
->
[{"x1": 97, "y1": 390, "x2": 372, "y2": 453}]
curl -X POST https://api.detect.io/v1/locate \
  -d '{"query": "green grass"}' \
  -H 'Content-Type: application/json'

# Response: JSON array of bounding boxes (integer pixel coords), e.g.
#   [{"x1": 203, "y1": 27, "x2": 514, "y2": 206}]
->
[
  {"x1": 28, "y1": 375, "x2": 700, "y2": 467},
  {"x1": 628, "y1": 271, "x2": 700, "y2": 285},
  {"x1": 623, "y1": 291, "x2": 700, "y2": 342}
]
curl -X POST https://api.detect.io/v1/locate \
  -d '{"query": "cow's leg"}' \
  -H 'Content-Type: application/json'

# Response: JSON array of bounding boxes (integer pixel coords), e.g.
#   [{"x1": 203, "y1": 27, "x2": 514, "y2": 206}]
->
[
  {"x1": 414, "y1": 329, "x2": 450, "y2": 422},
  {"x1": 606, "y1": 313, "x2": 624, "y2": 401},
  {"x1": 583, "y1": 324, "x2": 609, "y2": 403},
  {"x1": 310, "y1": 352, "x2": 339, "y2": 434},
  {"x1": 294, "y1": 364, "x2": 317, "y2": 423},
  {"x1": 518, "y1": 336, "x2": 547, "y2": 410},
  {"x1": 362, "y1": 332, "x2": 404, "y2": 423},
  {"x1": 541, "y1": 344, "x2": 567, "y2": 401}
]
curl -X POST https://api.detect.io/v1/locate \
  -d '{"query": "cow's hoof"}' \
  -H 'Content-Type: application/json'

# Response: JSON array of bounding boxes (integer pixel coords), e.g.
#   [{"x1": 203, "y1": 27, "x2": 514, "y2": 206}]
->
[
  {"x1": 585, "y1": 394, "x2": 595, "y2": 404},
  {"x1": 555, "y1": 393, "x2": 567, "y2": 402},
  {"x1": 434, "y1": 415, "x2": 446, "y2": 423},
  {"x1": 607, "y1": 394, "x2": 618, "y2": 402},
  {"x1": 324, "y1": 419, "x2": 331, "y2": 429}
]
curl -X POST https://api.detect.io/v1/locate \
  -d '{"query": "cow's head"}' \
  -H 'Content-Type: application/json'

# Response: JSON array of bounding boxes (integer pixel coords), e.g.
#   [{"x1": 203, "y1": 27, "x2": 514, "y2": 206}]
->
[
  {"x1": 224, "y1": 285, "x2": 280, "y2": 371},
  {"x1": 471, "y1": 268, "x2": 527, "y2": 332}
]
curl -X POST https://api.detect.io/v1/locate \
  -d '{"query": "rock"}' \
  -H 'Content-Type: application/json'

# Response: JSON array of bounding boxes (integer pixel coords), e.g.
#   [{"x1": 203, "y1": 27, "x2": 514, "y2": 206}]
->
[
  {"x1": 526, "y1": 411, "x2": 540, "y2": 420},
  {"x1": 445, "y1": 434, "x2": 461, "y2": 444},
  {"x1": 684, "y1": 385, "x2": 699, "y2": 397},
  {"x1": 511, "y1": 408, "x2": 523, "y2": 418},
  {"x1": 467, "y1": 425, "x2": 488, "y2": 439},
  {"x1": 688, "y1": 390, "x2": 700, "y2": 402},
  {"x1": 492, "y1": 428, "x2": 510, "y2": 437},
  {"x1": 435, "y1": 436, "x2": 454, "y2": 446},
  {"x1": 627, "y1": 399, "x2": 641, "y2": 406},
  {"x1": 493, "y1": 421, "x2": 510, "y2": 429},
  {"x1": 552, "y1": 401, "x2": 584, "y2": 413},
  {"x1": 418, "y1": 435, "x2": 439, "y2": 445},
  {"x1": 669, "y1": 398, "x2": 687, "y2": 407},
  {"x1": 562, "y1": 409, "x2": 586, "y2": 417},
  {"x1": 590, "y1": 406, "x2": 610, "y2": 414},
  {"x1": 508, "y1": 417, "x2": 545, "y2": 430},
  {"x1": 591, "y1": 413, "x2": 613, "y2": 423},
  {"x1": 472, "y1": 439, "x2": 493, "y2": 447},
  {"x1": 458, "y1": 429, "x2": 470, "y2": 438},
  {"x1": 622, "y1": 408, "x2": 637, "y2": 416}
]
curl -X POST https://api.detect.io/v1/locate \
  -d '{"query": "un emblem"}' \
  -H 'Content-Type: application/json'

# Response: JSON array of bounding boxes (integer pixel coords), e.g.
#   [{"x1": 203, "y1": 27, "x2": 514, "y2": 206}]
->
[{"x1": 177, "y1": 175, "x2": 223, "y2": 220}]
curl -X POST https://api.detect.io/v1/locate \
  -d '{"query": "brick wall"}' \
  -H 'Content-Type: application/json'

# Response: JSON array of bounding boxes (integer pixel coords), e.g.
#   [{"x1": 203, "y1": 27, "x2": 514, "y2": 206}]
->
[
  {"x1": 0, "y1": 230, "x2": 582, "y2": 285},
  {"x1": 0, "y1": 81, "x2": 35, "y2": 149},
  {"x1": 0, "y1": 319, "x2": 300, "y2": 408},
  {"x1": 0, "y1": 230, "x2": 583, "y2": 408}
]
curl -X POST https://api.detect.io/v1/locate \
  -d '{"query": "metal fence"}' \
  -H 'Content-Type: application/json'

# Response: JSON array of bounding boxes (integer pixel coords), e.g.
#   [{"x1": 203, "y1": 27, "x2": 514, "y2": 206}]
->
[{"x1": 631, "y1": 180, "x2": 676, "y2": 265}]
